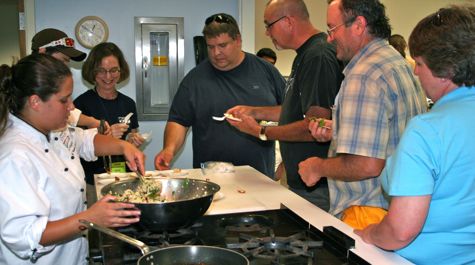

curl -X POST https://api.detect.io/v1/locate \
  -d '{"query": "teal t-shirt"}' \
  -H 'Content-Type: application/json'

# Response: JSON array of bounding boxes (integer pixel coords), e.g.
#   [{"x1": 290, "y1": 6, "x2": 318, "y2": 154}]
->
[{"x1": 381, "y1": 86, "x2": 475, "y2": 265}]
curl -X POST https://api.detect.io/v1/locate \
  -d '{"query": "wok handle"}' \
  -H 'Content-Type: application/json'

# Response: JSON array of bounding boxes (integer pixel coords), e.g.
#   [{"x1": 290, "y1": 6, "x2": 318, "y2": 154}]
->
[{"x1": 79, "y1": 219, "x2": 151, "y2": 255}]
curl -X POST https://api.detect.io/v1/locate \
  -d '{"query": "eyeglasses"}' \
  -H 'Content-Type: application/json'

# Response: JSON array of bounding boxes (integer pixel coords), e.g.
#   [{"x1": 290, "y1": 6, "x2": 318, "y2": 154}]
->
[
  {"x1": 265, "y1": 16, "x2": 287, "y2": 30},
  {"x1": 95, "y1": 67, "x2": 121, "y2": 76},
  {"x1": 326, "y1": 22, "x2": 345, "y2": 36},
  {"x1": 327, "y1": 17, "x2": 356, "y2": 36},
  {"x1": 39, "y1": 37, "x2": 75, "y2": 49},
  {"x1": 205, "y1": 14, "x2": 234, "y2": 25}
]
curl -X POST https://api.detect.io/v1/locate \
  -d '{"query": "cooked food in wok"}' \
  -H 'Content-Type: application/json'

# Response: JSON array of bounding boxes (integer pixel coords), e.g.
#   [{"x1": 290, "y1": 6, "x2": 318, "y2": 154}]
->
[
  {"x1": 102, "y1": 178, "x2": 221, "y2": 231},
  {"x1": 113, "y1": 179, "x2": 166, "y2": 203}
]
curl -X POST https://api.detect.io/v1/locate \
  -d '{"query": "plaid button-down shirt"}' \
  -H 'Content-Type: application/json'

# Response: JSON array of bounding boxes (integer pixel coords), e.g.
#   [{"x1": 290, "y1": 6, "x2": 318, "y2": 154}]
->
[{"x1": 328, "y1": 39, "x2": 427, "y2": 216}]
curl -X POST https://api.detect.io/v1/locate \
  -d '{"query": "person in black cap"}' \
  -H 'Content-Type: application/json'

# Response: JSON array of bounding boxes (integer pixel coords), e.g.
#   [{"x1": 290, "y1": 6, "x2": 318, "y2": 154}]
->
[
  {"x1": 31, "y1": 28, "x2": 107, "y2": 131},
  {"x1": 32, "y1": 28, "x2": 86, "y2": 63}
]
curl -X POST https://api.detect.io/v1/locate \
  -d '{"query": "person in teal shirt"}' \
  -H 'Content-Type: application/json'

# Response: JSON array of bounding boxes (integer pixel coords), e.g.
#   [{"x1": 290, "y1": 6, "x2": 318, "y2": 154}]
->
[{"x1": 355, "y1": 5, "x2": 475, "y2": 265}]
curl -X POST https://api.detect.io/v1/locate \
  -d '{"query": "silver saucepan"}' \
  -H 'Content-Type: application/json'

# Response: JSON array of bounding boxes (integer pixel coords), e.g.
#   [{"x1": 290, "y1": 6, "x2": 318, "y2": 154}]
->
[
  {"x1": 79, "y1": 220, "x2": 249, "y2": 265},
  {"x1": 101, "y1": 178, "x2": 220, "y2": 232}
]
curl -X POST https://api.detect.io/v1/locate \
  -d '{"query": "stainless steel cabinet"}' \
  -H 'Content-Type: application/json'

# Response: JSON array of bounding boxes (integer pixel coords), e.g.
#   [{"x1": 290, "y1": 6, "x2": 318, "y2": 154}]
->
[{"x1": 135, "y1": 17, "x2": 184, "y2": 121}]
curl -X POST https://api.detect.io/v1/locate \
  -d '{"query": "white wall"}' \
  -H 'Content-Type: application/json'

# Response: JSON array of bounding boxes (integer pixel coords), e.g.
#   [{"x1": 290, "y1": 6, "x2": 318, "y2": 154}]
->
[
  {"x1": 35, "y1": 0, "x2": 240, "y2": 170},
  {"x1": 383, "y1": 0, "x2": 473, "y2": 39},
  {"x1": 255, "y1": 0, "x2": 474, "y2": 76}
]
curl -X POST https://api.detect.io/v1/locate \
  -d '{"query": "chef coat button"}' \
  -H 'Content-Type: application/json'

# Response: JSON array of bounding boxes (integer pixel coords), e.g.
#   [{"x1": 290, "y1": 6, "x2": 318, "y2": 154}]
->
[
  {"x1": 64, "y1": 168, "x2": 69, "y2": 172},
  {"x1": 82, "y1": 234, "x2": 87, "y2": 238},
  {"x1": 84, "y1": 201, "x2": 87, "y2": 205},
  {"x1": 80, "y1": 188, "x2": 84, "y2": 192},
  {"x1": 54, "y1": 137, "x2": 58, "y2": 141},
  {"x1": 71, "y1": 155, "x2": 75, "y2": 160},
  {"x1": 44, "y1": 149, "x2": 49, "y2": 153}
]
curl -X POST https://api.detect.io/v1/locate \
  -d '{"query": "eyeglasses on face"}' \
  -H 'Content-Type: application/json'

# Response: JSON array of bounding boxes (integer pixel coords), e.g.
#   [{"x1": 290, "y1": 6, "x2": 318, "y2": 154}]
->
[
  {"x1": 205, "y1": 14, "x2": 233, "y2": 25},
  {"x1": 326, "y1": 16, "x2": 356, "y2": 36},
  {"x1": 265, "y1": 15, "x2": 287, "y2": 30},
  {"x1": 326, "y1": 22, "x2": 345, "y2": 36},
  {"x1": 39, "y1": 37, "x2": 75, "y2": 49},
  {"x1": 95, "y1": 67, "x2": 121, "y2": 76}
]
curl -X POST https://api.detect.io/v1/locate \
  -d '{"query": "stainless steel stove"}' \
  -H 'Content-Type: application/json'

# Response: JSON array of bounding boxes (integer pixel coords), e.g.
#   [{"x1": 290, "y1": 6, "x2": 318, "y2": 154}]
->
[{"x1": 89, "y1": 206, "x2": 369, "y2": 265}]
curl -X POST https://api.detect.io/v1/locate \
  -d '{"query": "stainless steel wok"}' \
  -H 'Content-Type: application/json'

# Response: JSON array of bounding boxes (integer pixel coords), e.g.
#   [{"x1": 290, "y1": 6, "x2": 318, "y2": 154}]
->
[
  {"x1": 80, "y1": 220, "x2": 249, "y2": 265},
  {"x1": 101, "y1": 178, "x2": 220, "y2": 231}
]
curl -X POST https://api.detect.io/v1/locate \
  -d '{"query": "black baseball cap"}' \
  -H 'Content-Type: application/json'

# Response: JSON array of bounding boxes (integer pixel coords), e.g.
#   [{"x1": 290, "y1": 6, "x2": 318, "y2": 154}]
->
[{"x1": 31, "y1": 28, "x2": 86, "y2": 62}]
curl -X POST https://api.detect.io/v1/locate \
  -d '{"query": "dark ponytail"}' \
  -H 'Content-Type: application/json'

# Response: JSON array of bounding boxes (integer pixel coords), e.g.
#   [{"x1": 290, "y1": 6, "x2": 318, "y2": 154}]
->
[
  {"x1": 0, "y1": 54, "x2": 71, "y2": 137},
  {"x1": 0, "y1": 64, "x2": 12, "y2": 136}
]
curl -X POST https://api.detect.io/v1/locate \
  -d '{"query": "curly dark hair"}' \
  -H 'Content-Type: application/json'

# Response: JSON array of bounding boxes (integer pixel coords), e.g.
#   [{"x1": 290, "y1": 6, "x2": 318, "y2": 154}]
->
[
  {"x1": 330, "y1": 0, "x2": 391, "y2": 39},
  {"x1": 409, "y1": 5, "x2": 475, "y2": 86}
]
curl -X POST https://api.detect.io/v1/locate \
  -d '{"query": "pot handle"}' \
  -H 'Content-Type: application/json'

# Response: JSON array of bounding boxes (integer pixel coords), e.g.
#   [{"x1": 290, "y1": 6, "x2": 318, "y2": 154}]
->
[{"x1": 79, "y1": 219, "x2": 151, "y2": 255}]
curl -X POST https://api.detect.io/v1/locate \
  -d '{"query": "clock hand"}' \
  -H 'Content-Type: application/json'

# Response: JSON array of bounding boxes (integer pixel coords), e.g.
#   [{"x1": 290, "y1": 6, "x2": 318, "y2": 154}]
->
[
  {"x1": 81, "y1": 25, "x2": 94, "y2": 34},
  {"x1": 92, "y1": 25, "x2": 96, "y2": 31}
]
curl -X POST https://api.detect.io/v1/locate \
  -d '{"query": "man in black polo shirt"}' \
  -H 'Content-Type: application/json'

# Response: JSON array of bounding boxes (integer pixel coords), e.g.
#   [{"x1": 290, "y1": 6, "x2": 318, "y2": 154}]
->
[{"x1": 227, "y1": 0, "x2": 343, "y2": 211}]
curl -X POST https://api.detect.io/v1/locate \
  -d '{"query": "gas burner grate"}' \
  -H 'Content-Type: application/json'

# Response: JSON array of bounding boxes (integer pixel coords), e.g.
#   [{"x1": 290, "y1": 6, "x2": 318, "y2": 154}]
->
[
  {"x1": 118, "y1": 222, "x2": 204, "y2": 247},
  {"x1": 227, "y1": 230, "x2": 323, "y2": 264},
  {"x1": 219, "y1": 214, "x2": 273, "y2": 233}
]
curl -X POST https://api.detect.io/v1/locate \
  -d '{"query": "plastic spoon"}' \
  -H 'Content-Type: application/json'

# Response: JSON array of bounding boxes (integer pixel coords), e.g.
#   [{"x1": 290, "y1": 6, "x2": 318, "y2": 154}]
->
[
  {"x1": 122, "y1": 112, "x2": 134, "y2": 124},
  {"x1": 212, "y1": 114, "x2": 242, "y2": 122}
]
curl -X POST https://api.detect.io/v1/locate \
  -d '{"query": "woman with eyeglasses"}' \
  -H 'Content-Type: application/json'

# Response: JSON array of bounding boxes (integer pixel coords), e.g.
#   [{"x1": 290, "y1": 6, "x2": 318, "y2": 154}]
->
[
  {"x1": 74, "y1": 42, "x2": 144, "y2": 195},
  {"x1": 0, "y1": 54, "x2": 142, "y2": 265},
  {"x1": 354, "y1": 5, "x2": 475, "y2": 265}
]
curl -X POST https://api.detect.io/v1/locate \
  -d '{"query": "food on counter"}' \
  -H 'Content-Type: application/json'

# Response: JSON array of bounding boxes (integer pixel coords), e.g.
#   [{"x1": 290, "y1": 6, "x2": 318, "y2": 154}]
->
[
  {"x1": 113, "y1": 179, "x2": 168, "y2": 203},
  {"x1": 237, "y1": 189, "x2": 246, "y2": 194}
]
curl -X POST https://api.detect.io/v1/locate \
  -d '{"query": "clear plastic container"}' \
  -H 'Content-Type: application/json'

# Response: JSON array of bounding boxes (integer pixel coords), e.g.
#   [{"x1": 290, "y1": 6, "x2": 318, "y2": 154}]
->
[{"x1": 201, "y1": 161, "x2": 235, "y2": 176}]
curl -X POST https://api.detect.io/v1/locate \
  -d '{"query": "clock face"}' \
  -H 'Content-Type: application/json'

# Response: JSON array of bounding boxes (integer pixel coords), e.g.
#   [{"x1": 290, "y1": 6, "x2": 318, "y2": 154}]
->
[{"x1": 75, "y1": 16, "x2": 109, "y2": 49}]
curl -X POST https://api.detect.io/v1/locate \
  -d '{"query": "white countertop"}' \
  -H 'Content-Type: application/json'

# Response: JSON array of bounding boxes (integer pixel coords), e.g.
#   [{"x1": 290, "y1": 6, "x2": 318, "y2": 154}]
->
[{"x1": 94, "y1": 166, "x2": 412, "y2": 265}]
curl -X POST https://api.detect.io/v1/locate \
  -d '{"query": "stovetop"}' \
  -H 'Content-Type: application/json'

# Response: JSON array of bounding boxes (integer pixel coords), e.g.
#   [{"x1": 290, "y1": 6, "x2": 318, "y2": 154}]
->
[{"x1": 90, "y1": 207, "x2": 369, "y2": 265}]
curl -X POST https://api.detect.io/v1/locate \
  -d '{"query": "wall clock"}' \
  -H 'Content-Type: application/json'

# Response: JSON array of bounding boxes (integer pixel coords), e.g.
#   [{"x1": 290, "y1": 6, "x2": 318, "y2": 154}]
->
[{"x1": 75, "y1": 16, "x2": 109, "y2": 49}]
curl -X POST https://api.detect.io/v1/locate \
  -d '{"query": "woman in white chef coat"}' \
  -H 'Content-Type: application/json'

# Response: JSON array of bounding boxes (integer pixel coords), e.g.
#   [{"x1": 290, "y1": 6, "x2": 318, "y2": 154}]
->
[{"x1": 0, "y1": 54, "x2": 143, "y2": 265}]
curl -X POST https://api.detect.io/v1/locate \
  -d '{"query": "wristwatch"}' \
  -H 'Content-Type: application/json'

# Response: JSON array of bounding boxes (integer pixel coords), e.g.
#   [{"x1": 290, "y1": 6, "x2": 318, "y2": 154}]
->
[{"x1": 259, "y1": 126, "x2": 268, "y2": 141}]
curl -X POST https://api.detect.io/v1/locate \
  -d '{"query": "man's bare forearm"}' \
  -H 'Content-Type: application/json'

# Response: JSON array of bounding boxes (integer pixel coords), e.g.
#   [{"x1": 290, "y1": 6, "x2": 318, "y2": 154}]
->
[
  {"x1": 265, "y1": 120, "x2": 314, "y2": 141},
  {"x1": 251, "y1": 106, "x2": 282, "y2": 121},
  {"x1": 320, "y1": 154, "x2": 386, "y2": 181},
  {"x1": 264, "y1": 105, "x2": 332, "y2": 142},
  {"x1": 162, "y1": 121, "x2": 188, "y2": 155}
]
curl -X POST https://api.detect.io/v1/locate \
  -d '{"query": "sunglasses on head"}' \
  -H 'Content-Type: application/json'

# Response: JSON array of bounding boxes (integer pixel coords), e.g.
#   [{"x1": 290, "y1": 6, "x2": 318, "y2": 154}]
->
[
  {"x1": 431, "y1": 8, "x2": 444, "y2": 26},
  {"x1": 205, "y1": 14, "x2": 234, "y2": 26},
  {"x1": 39, "y1": 37, "x2": 75, "y2": 49}
]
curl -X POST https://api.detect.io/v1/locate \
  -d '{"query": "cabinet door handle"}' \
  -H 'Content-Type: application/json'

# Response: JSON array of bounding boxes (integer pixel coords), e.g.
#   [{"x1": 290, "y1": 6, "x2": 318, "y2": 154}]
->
[{"x1": 143, "y1": 56, "x2": 149, "y2": 78}]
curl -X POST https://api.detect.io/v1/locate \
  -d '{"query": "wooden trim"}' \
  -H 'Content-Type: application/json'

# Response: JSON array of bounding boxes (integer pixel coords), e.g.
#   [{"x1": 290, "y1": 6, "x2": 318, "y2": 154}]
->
[{"x1": 18, "y1": 0, "x2": 26, "y2": 58}]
